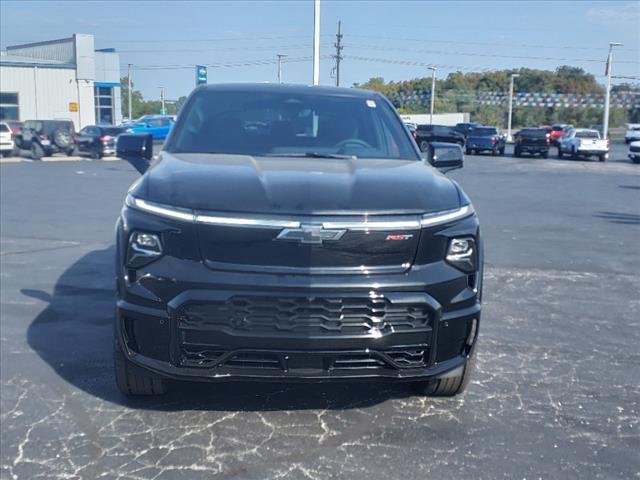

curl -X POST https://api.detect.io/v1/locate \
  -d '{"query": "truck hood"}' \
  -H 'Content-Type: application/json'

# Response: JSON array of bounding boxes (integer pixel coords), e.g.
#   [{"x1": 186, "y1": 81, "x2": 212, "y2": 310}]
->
[{"x1": 139, "y1": 152, "x2": 461, "y2": 215}]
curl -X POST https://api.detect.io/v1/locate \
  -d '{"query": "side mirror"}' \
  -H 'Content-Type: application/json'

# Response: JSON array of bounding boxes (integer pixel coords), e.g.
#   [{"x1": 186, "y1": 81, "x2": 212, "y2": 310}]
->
[
  {"x1": 426, "y1": 144, "x2": 464, "y2": 173},
  {"x1": 116, "y1": 133, "x2": 153, "y2": 173}
]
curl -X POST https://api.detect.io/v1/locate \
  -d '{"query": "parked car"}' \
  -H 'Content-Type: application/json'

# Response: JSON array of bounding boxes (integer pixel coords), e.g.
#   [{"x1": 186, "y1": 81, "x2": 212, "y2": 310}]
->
[
  {"x1": 624, "y1": 124, "x2": 640, "y2": 144},
  {"x1": 0, "y1": 122, "x2": 15, "y2": 157},
  {"x1": 415, "y1": 124, "x2": 465, "y2": 151},
  {"x1": 549, "y1": 124, "x2": 573, "y2": 145},
  {"x1": 628, "y1": 140, "x2": 640, "y2": 164},
  {"x1": 514, "y1": 128, "x2": 550, "y2": 158},
  {"x1": 557, "y1": 128, "x2": 609, "y2": 162},
  {"x1": 465, "y1": 126, "x2": 505, "y2": 155},
  {"x1": 125, "y1": 115, "x2": 174, "y2": 140},
  {"x1": 113, "y1": 83, "x2": 482, "y2": 397},
  {"x1": 5, "y1": 120, "x2": 23, "y2": 137},
  {"x1": 76, "y1": 125, "x2": 126, "y2": 159},
  {"x1": 405, "y1": 122, "x2": 417, "y2": 141},
  {"x1": 20, "y1": 120, "x2": 77, "y2": 159},
  {"x1": 454, "y1": 122, "x2": 481, "y2": 140}
]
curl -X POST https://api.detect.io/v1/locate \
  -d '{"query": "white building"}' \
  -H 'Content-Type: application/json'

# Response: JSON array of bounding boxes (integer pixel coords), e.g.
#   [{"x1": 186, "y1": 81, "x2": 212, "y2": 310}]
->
[
  {"x1": 400, "y1": 113, "x2": 470, "y2": 126},
  {"x1": 0, "y1": 34, "x2": 121, "y2": 129}
]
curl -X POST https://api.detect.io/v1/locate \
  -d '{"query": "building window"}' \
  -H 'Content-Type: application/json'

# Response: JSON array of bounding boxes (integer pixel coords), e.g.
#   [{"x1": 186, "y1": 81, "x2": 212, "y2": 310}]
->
[
  {"x1": 94, "y1": 86, "x2": 114, "y2": 125},
  {"x1": 0, "y1": 92, "x2": 20, "y2": 120}
]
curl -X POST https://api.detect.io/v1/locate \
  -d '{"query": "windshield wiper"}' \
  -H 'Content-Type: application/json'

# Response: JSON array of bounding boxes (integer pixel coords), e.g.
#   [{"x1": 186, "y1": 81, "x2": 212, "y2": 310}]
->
[{"x1": 264, "y1": 152, "x2": 357, "y2": 159}]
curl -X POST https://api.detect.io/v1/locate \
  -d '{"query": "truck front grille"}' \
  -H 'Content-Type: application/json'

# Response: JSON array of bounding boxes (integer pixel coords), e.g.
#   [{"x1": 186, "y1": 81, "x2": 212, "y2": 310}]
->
[{"x1": 177, "y1": 295, "x2": 431, "y2": 336}]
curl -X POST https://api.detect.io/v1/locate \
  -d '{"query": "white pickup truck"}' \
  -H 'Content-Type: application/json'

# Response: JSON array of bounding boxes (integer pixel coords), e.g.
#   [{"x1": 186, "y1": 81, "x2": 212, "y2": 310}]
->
[
  {"x1": 625, "y1": 124, "x2": 640, "y2": 144},
  {"x1": 557, "y1": 128, "x2": 609, "y2": 162}
]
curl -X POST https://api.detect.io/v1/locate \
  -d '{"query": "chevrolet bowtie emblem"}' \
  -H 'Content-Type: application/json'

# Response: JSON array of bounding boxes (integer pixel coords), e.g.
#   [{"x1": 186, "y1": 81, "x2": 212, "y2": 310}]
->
[{"x1": 276, "y1": 225, "x2": 346, "y2": 245}]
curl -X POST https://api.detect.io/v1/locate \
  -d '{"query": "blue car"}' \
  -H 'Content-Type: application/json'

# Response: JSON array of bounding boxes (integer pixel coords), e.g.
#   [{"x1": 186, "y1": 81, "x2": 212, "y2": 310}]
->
[{"x1": 125, "y1": 115, "x2": 174, "y2": 141}]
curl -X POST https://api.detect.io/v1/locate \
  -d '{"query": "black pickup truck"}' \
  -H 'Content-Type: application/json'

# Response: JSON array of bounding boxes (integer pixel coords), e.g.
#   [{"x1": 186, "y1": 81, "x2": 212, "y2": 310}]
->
[
  {"x1": 113, "y1": 84, "x2": 483, "y2": 397},
  {"x1": 514, "y1": 128, "x2": 550, "y2": 158}
]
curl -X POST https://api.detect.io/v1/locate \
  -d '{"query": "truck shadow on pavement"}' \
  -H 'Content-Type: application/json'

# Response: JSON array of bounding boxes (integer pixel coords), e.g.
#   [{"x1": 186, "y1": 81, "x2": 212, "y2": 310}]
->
[{"x1": 25, "y1": 247, "x2": 415, "y2": 411}]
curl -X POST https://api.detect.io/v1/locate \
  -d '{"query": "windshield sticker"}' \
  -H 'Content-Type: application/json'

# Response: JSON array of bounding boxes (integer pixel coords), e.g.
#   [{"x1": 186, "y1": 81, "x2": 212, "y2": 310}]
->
[{"x1": 366, "y1": 99, "x2": 376, "y2": 108}]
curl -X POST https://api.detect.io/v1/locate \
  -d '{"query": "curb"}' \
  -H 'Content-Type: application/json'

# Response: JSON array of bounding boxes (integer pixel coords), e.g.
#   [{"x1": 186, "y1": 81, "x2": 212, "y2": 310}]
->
[{"x1": 1, "y1": 156, "x2": 119, "y2": 164}]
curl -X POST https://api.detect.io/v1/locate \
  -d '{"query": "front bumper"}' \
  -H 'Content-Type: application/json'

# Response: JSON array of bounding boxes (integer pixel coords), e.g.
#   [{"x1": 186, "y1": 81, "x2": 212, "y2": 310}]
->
[{"x1": 115, "y1": 210, "x2": 482, "y2": 383}]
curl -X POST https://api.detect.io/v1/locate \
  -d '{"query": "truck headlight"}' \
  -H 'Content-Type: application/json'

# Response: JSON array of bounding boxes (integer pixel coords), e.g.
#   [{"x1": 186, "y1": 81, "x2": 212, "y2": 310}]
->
[
  {"x1": 127, "y1": 232, "x2": 162, "y2": 268},
  {"x1": 446, "y1": 237, "x2": 477, "y2": 273}
]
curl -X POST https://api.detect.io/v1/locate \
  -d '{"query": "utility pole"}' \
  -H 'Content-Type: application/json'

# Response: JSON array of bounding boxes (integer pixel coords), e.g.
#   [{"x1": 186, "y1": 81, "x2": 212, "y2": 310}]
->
[
  {"x1": 159, "y1": 86, "x2": 165, "y2": 115},
  {"x1": 127, "y1": 63, "x2": 132, "y2": 121},
  {"x1": 312, "y1": 0, "x2": 320, "y2": 85},
  {"x1": 507, "y1": 73, "x2": 520, "y2": 143},
  {"x1": 333, "y1": 21, "x2": 343, "y2": 87},
  {"x1": 428, "y1": 66, "x2": 437, "y2": 124},
  {"x1": 277, "y1": 54, "x2": 287, "y2": 83},
  {"x1": 603, "y1": 42, "x2": 623, "y2": 140}
]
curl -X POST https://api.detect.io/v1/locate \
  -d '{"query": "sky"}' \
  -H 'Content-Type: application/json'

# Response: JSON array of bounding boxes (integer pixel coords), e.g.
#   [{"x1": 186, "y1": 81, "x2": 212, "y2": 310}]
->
[{"x1": 1, "y1": 0, "x2": 639, "y2": 102}]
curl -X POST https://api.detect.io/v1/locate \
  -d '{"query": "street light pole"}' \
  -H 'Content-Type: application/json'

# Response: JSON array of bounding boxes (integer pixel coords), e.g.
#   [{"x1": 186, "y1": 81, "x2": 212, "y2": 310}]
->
[
  {"x1": 312, "y1": 0, "x2": 320, "y2": 85},
  {"x1": 428, "y1": 66, "x2": 437, "y2": 125},
  {"x1": 277, "y1": 54, "x2": 287, "y2": 83},
  {"x1": 159, "y1": 86, "x2": 165, "y2": 115},
  {"x1": 127, "y1": 63, "x2": 132, "y2": 121},
  {"x1": 603, "y1": 42, "x2": 623, "y2": 140},
  {"x1": 507, "y1": 73, "x2": 520, "y2": 143}
]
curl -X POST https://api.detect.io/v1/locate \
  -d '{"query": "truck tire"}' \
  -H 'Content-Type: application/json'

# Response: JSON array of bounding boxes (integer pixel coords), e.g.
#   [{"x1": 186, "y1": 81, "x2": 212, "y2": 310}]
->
[
  {"x1": 419, "y1": 140, "x2": 429, "y2": 152},
  {"x1": 598, "y1": 154, "x2": 606, "y2": 162},
  {"x1": 412, "y1": 353, "x2": 476, "y2": 397},
  {"x1": 31, "y1": 143, "x2": 44, "y2": 160},
  {"x1": 542, "y1": 151, "x2": 549, "y2": 159},
  {"x1": 53, "y1": 129, "x2": 72, "y2": 149},
  {"x1": 114, "y1": 333, "x2": 167, "y2": 396}
]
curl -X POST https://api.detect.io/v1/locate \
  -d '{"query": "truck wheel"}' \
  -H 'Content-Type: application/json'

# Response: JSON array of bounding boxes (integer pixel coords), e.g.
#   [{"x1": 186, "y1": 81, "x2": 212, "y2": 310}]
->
[
  {"x1": 412, "y1": 353, "x2": 476, "y2": 397},
  {"x1": 542, "y1": 151, "x2": 549, "y2": 159},
  {"x1": 598, "y1": 154, "x2": 606, "y2": 162},
  {"x1": 31, "y1": 143, "x2": 44, "y2": 160},
  {"x1": 419, "y1": 140, "x2": 429, "y2": 152},
  {"x1": 114, "y1": 333, "x2": 167, "y2": 396}
]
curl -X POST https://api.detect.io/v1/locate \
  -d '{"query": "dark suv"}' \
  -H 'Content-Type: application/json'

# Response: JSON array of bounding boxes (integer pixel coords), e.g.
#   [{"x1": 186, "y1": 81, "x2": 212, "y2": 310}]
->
[
  {"x1": 20, "y1": 120, "x2": 77, "y2": 159},
  {"x1": 414, "y1": 125, "x2": 466, "y2": 151},
  {"x1": 114, "y1": 84, "x2": 483, "y2": 397}
]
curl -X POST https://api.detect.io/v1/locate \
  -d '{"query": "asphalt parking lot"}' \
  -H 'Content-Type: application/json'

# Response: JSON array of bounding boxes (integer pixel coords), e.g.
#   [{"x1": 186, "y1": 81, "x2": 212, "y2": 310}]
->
[{"x1": 1, "y1": 145, "x2": 639, "y2": 479}]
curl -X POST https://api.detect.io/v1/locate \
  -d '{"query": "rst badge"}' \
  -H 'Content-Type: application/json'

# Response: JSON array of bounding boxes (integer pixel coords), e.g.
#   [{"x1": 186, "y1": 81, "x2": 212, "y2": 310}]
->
[
  {"x1": 386, "y1": 234, "x2": 414, "y2": 241},
  {"x1": 276, "y1": 225, "x2": 346, "y2": 245}
]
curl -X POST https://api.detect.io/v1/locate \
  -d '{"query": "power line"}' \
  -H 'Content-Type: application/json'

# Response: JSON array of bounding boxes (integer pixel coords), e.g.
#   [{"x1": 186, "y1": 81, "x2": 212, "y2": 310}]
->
[
  {"x1": 346, "y1": 34, "x2": 640, "y2": 54},
  {"x1": 119, "y1": 55, "x2": 332, "y2": 71},
  {"x1": 343, "y1": 43, "x2": 640, "y2": 65}
]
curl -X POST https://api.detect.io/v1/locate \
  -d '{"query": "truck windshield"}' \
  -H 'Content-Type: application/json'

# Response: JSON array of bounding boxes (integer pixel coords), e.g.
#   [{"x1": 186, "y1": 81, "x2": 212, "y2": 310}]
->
[
  {"x1": 520, "y1": 129, "x2": 546, "y2": 137},
  {"x1": 168, "y1": 90, "x2": 419, "y2": 160},
  {"x1": 472, "y1": 128, "x2": 498, "y2": 135},
  {"x1": 575, "y1": 131, "x2": 600, "y2": 139}
]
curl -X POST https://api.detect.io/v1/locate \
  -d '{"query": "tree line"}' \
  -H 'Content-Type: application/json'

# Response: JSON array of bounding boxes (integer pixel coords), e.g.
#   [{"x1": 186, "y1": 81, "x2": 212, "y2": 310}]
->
[{"x1": 354, "y1": 66, "x2": 639, "y2": 128}]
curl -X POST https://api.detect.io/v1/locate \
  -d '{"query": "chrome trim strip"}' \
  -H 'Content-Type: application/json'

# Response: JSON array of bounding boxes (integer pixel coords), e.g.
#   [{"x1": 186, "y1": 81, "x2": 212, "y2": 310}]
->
[
  {"x1": 420, "y1": 205, "x2": 474, "y2": 227},
  {"x1": 321, "y1": 220, "x2": 421, "y2": 230},
  {"x1": 126, "y1": 195, "x2": 473, "y2": 230},
  {"x1": 194, "y1": 214, "x2": 300, "y2": 229},
  {"x1": 130, "y1": 197, "x2": 195, "y2": 222}
]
